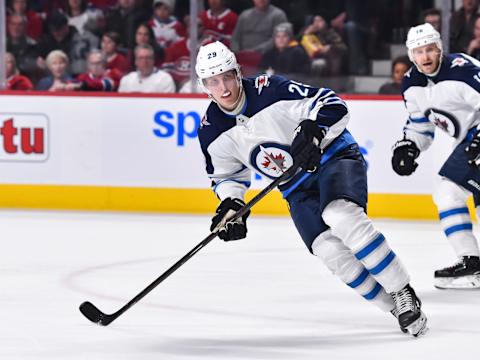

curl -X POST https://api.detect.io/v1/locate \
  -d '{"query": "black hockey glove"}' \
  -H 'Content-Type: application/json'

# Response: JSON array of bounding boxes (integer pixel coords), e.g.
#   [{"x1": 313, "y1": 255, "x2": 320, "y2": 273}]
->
[
  {"x1": 290, "y1": 120, "x2": 327, "y2": 172},
  {"x1": 391, "y1": 139, "x2": 420, "y2": 176},
  {"x1": 210, "y1": 198, "x2": 250, "y2": 241},
  {"x1": 465, "y1": 129, "x2": 480, "y2": 166}
]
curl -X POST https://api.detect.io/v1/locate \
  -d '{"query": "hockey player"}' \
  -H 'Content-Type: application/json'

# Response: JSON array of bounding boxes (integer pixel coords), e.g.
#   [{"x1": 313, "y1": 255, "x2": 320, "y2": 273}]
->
[
  {"x1": 196, "y1": 41, "x2": 428, "y2": 336},
  {"x1": 391, "y1": 23, "x2": 480, "y2": 289}
]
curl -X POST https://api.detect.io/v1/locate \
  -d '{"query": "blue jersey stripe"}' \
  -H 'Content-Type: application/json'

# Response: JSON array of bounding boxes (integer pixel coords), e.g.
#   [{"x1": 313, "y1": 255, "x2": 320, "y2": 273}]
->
[
  {"x1": 445, "y1": 223, "x2": 473, "y2": 236},
  {"x1": 439, "y1": 207, "x2": 470, "y2": 219},
  {"x1": 355, "y1": 234, "x2": 385, "y2": 260},
  {"x1": 363, "y1": 282, "x2": 382, "y2": 300},
  {"x1": 347, "y1": 268, "x2": 369, "y2": 288},
  {"x1": 409, "y1": 117, "x2": 429, "y2": 123},
  {"x1": 369, "y1": 251, "x2": 396, "y2": 275}
]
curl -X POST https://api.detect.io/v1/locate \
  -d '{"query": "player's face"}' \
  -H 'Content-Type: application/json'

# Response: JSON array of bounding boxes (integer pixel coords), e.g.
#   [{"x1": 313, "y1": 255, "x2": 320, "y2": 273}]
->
[
  {"x1": 203, "y1": 70, "x2": 240, "y2": 110},
  {"x1": 412, "y1": 43, "x2": 441, "y2": 74}
]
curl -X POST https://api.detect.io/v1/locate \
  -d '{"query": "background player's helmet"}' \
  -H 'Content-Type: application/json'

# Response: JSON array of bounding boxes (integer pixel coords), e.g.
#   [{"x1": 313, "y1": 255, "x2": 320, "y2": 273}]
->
[
  {"x1": 406, "y1": 23, "x2": 443, "y2": 62},
  {"x1": 195, "y1": 41, "x2": 242, "y2": 94}
]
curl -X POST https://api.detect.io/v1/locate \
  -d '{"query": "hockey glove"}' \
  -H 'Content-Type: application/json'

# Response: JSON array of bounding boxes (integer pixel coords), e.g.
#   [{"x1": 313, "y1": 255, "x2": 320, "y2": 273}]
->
[
  {"x1": 290, "y1": 120, "x2": 327, "y2": 172},
  {"x1": 465, "y1": 129, "x2": 480, "y2": 166},
  {"x1": 210, "y1": 198, "x2": 250, "y2": 241},
  {"x1": 391, "y1": 139, "x2": 420, "y2": 176}
]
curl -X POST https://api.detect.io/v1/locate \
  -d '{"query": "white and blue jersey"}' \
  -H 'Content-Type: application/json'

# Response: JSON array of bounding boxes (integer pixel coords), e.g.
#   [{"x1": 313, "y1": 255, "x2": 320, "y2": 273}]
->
[
  {"x1": 402, "y1": 53, "x2": 480, "y2": 150},
  {"x1": 198, "y1": 75, "x2": 356, "y2": 200}
]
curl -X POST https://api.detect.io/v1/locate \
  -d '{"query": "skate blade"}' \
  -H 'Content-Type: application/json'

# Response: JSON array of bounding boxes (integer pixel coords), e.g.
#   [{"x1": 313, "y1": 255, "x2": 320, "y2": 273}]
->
[
  {"x1": 434, "y1": 274, "x2": 480, "y2": 289},
  {"x1": 405, "y1": 311, "x2": 428, "y2": 337}
]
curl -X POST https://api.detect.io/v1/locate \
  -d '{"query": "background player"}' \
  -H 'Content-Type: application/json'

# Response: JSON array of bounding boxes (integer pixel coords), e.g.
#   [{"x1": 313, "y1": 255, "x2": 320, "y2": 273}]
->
[
  {"x1": 196, "y1": 41, "x2": 428, "y2": 336},
  {"x1": 391, "y1": 23, "x2": 480, "y2": 289}
]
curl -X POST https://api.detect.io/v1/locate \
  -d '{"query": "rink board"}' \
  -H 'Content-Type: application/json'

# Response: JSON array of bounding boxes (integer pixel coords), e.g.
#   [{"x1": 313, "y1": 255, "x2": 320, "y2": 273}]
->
[{"x1": 0, "y1": 91, "x2": 465, "y2": 219}]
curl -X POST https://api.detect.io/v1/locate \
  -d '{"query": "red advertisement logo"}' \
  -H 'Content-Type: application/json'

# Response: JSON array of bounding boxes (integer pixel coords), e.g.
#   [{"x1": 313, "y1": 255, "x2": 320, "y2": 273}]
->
[{"x1": 0, "y1": 113, "x2": 49, "y2": 162}]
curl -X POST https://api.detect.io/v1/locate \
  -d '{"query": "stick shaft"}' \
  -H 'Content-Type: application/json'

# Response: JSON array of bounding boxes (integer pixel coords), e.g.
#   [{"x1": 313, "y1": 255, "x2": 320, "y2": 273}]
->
[{"x1": 82, "y1": 163, "x2": 300, "y2": 324}]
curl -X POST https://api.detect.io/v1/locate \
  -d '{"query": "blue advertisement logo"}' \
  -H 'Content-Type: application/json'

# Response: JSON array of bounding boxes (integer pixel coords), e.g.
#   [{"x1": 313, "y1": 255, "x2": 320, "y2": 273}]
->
[{"x1": 153, "y1": 110, "x2": 201, "y2": 146}]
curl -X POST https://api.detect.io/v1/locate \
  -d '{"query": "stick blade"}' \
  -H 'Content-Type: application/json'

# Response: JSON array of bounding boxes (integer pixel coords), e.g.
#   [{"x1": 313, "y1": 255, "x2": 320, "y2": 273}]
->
[{"x1": 79, "y1": 301, "x2": 113, "y2": 326}]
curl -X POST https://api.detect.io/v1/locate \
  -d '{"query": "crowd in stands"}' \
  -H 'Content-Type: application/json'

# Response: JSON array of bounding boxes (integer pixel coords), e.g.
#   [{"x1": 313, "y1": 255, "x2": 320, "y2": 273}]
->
[{"x1": 4, "y1": 0, "x2": 480, "y2": 94}]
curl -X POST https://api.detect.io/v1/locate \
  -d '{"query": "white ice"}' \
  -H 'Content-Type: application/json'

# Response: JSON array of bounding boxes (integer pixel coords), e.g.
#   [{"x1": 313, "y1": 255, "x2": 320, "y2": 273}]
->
[{"x1": 1, "y1": 210, "x2": 479, "y2": 360}]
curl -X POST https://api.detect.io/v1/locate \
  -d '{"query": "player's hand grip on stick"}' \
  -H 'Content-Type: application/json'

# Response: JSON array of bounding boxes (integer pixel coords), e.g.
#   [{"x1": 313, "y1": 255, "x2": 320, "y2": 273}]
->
[
  {"x1": 79, "y1": 162, "x2": 301, "y2": 326},
  {"x1": 210, "y1": 198, "x2": 250, "y2": 241},
  {"x1": 391, "y1": 139, "x2": 420, "y2": 176}
]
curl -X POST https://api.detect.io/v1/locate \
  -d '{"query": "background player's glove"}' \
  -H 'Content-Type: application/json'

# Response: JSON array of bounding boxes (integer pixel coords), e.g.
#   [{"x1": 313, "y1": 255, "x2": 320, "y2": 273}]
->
[
  {"x1": 210, "y1": 198, "x2": 250, "y2": 241},
  {"x1": 290, "y1": 120, "x2": 326, "y2": 172},
  {"x1": 465, "y1": 129, "x2": 480, "y2": 166},
  {"x1": 391, "y1": 139, "x2": 420, "y2": 176}
]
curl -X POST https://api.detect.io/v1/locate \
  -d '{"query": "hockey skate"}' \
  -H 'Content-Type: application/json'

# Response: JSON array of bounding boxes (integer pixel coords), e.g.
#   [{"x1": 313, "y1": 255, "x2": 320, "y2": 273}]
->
[
  {"x1": 434, "y1": 256, "x2": 480, "y2": 289},
  {"x1": 391, "y1": 284, "x2": 428, "y2": 337}
]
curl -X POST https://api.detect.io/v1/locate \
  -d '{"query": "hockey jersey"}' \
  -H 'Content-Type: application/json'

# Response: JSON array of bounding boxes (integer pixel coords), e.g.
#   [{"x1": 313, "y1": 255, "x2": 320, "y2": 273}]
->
[
  {"x1": 402, "y1": 53, "x2": 480, "y2": 151},
  {"x1": 198, "y1": 75, "x2": 356, "y2": 201}
]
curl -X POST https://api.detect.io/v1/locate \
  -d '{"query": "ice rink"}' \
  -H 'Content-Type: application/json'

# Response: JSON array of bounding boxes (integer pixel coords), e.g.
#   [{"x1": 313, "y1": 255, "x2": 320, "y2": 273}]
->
[{"x1": 1, "y1": 210, "x2": 479, "y2": 360}]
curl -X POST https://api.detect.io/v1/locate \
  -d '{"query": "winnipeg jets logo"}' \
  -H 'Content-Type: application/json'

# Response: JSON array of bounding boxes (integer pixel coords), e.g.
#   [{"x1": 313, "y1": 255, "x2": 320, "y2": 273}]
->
[
  {"x1": 451, "y1": 57, "x2": 468, "y2": 68},
  {"x1": 260, "y1": 145, "x2": 286, "y2": 174},
  {"x1": 404, "y1": 67, "x2": 412, "y2": 78},
  {"x1": 251, "y1": 143, "x2": 293, "y2": 178},
  {"x1": 424, "y1": 108, "x2": 460, "y2": 138},
  {"x1": 255, "y1": 75, "x2": 270, "y2": 95}
]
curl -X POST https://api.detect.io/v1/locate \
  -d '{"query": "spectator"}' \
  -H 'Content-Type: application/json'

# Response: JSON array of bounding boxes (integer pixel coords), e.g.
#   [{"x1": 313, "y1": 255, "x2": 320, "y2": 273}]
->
[
  {"x1": 149, "y1": 0, "x2": 186, "y2": 49},
  {"x1": 300, "y1": 14, "x2": 347, "y2": 76},
  {"x1": 330, "y1": 0, "x2": 377, "y2": 75},
  {"x1": 101, "y1": 31, "x2": 131, "y2": 74},
  {"x1": 37, "y1": 10, "x2": 99, "y2": 76},
  {"x1": 230, "y1": 0, "x2": 287, "y2": 54},
  {"x1": 132, "y1": 23, "x2": 165, "y2": 67},
  {"x1": 119, "y1": 44, "x2": 175, "y2": 93},
  {"x1": 36, "y1": 50, "x2": 81, "y2": 91},
  {"x1": 5, "y1": 52, "x2": 34, "y2": 91},
  {"x1": 468, "y1": 16, "x2": 480, "y2": 58},
  {"x1": 422, "y1": 8, "x2": 442, "y2": 33},
  {"x1": 65, "y1": 0, "x2": 104, "y2": 36},
  {"x1": 378, "y1": 56, "x2": 411, "y2": 95},
  {"x1": 259, "y1": 22, "x2": 311, "y2": 78},
  {"x1": 104, "y1": 0, "x2": 150, "y2": 50},
  {"x1": 77, "y1": 50, "x2": 122, "y2": 91},
  {"x1": 200, "y1": 0, "x2": 238, "y2": 46},
  {"x1": 450, "y1": 0, "x2": 480, "y2": 53},
  {"x1": 6, "y1": 13, "x2": 40, "y2": 82},
  {"x1": 7, "y1": 0, "x2": 43, "y2": 40},
  {"x1": 163, "y1": 16, "x2": 211, "y2": 89}
]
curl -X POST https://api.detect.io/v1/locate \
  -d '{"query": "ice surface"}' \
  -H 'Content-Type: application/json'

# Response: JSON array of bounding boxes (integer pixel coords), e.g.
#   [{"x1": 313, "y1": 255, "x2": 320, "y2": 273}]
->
[{"x1": 1, "y1": 210, "x2": 479, "y2": 360}]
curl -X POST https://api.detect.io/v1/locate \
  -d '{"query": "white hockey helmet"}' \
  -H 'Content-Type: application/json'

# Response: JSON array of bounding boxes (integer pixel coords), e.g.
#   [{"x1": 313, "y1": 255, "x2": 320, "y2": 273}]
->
[
  {"x1": 195, "y1": 41, "x2": 241, "y2": 94},
  {"x1": 406, "y1": 23, "x2": 443, "y2": 62}
]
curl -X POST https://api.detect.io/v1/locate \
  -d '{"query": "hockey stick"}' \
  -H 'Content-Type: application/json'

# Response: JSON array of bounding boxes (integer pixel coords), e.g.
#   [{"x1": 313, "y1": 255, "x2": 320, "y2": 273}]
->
[{"x1": 79, "y1": 162, "x2": 301, "y2": 326}]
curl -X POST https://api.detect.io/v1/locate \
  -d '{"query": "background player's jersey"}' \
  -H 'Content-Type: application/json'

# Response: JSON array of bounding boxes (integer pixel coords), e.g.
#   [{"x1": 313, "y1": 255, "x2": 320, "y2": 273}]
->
[
  {"x1": 402, "y1": 53, "x2": 480, "y2": 151},
  {"x1": 198, "y1": 75, "x2": 355, "y2": 201}
]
